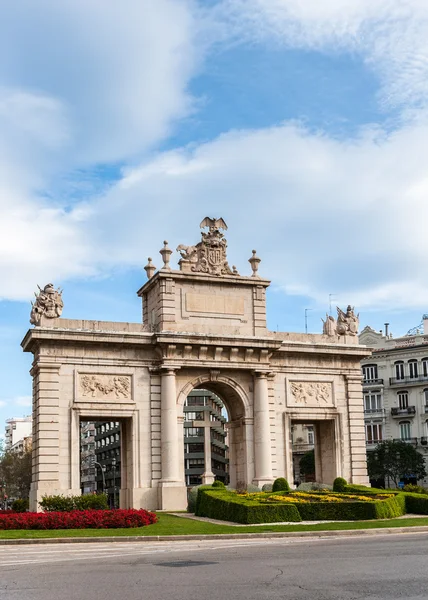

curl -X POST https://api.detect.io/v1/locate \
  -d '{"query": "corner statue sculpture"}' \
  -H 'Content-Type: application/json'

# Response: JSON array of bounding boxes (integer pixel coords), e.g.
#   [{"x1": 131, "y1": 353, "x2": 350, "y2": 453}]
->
[
  {"x1": 30, "y1": 283, "x2": 63, "y2": 325},
  {"x1": 322, "y1": 305, "x2": 359, "y2": 337}
]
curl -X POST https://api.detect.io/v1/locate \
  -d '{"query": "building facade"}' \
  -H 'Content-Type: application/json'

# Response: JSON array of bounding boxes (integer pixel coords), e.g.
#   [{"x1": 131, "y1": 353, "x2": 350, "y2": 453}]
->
[
  {"x1": 360, "y1": 317, "x2": 428, "y2": 486},
  {"x1": 94, "y1": 421, "x2": 121, "y2": 507},
  {"x1": 22, "y1": 219, "x2": 371, "y2": 512},
  {"x1": 4, "y1": 416, "x2": 32, "y2": 451},
  {"x1": 184, "y1": 389, "x2": 228, "y2": 487},
  {"x1": 80, "y1": 421, "x2": 96, "y2": 494}
]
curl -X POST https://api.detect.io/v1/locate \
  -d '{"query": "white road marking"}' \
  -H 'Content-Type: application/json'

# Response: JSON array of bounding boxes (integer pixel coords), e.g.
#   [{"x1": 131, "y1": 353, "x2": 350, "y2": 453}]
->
[{"x1": 1, "y1": 531, "x2": 426, "y2": 568}]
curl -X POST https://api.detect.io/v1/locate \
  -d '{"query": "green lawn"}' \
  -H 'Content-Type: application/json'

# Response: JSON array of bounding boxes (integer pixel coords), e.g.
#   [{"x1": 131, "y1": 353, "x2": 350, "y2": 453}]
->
[{"x1": 1, "y1": 513, "x2": 428, "y2": 539}]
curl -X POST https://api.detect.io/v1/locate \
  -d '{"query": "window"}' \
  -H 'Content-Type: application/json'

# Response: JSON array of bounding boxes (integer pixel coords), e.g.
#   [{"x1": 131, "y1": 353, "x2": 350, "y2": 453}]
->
[
  {"x1": 398, "y1": 390, "x2": 409, "y2": 409},
  {"x1": 408, "y1": 360, "x2": 418, "y2": 379},
  {"x1": 423, "y1": 358, "x2": 428, "y2": 378},
  {"x1": 394, "y1": 361, "x2": 405, "y2": 380},
  {"x1": 307, "y1": 426, "x2": 314, "y2": 445},
  {"x1": 187, "y1": 458, "x2": 204, "y2": 469},
  {"x1": 188, "y1": 443, "x2": 204, "y2": 453},
  {"x1": 184, "y1": 427, "x2": 204, "y2": 437},
  {"x1": 366, "y1": 423, "x2": 383, "y2": 444},
  {"x1": 424, "y1": 389, "x2": 428, "y2": 409},
  {"x1": 399, "y1": 421, "x2": 411, "y2": 440},
  {"x1": 364, "y1": 390, "x2": 382, "y2": 413},
  {"x1": 185, "y1": 412, "x2": 203, "y2": 421},
  {"x1": 362, "y1": 364, "x2": 378, "y2": 382}
]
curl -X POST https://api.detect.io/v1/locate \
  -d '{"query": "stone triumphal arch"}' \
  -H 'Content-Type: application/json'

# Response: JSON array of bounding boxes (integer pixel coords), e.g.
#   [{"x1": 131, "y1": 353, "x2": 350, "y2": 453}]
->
[{"x1": 22, "y1": 218, "x2": 370, "y2": 511}]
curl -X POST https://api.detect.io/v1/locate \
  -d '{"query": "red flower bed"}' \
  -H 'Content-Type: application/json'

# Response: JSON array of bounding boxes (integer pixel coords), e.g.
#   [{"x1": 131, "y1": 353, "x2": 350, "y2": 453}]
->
[{"x1": 0, "y1": 509, "x2": 157, "y2": 530}]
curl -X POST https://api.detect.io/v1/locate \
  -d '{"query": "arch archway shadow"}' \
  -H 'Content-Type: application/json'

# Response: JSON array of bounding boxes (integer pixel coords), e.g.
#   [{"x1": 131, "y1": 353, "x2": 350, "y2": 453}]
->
[{"x1": 178, "y1": 374, "x2": 253, "y2": 489}]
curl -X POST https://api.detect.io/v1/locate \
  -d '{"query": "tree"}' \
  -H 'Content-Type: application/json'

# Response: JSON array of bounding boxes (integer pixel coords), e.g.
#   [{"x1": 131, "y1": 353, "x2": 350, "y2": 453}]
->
[
  {"x1": 367, "y1": 440, "x2": 426, "y2": 487},
  {"x1": 0, "y1": 446, "x2": 32, "y2": 500},
  {"x1": 299, "y1": 450, "x2": 315, "y2": 476}
]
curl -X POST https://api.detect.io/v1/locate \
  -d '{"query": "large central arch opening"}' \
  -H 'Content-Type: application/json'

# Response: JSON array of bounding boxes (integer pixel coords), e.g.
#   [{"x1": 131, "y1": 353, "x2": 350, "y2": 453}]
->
[{"x1": 180, "y1": 378, "x2": 249, "y2": 490}]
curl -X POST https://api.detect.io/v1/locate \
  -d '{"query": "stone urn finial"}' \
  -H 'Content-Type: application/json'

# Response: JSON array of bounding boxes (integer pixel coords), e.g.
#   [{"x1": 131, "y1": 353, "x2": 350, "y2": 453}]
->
[
  {"x1": 159, "y1": 241, "x2": 173, "y2": 271},
  {"x1": 144, "y1": 258, "x2": 156, "y2": 279},
  {"x1": 249, "y1": 249, "x2": 261, "y2": 278}
]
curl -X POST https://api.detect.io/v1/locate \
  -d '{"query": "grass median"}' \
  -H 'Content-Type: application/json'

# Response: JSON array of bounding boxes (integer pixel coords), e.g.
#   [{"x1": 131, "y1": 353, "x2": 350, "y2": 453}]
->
[{"x1": 1, "y1": 513, "x2": 428, "y2": 539}]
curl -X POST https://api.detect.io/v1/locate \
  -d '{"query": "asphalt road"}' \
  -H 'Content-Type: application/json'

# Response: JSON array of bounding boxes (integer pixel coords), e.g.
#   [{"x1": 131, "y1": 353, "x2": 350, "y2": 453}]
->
[{"x1": 1, "y1": 533, "x2": 427, "y2": 600}]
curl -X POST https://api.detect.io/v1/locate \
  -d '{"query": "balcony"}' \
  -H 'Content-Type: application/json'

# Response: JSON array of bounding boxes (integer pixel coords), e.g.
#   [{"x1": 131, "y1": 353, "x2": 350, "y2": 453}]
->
[
  {"x1": 366, "y1": 439, "x2": 383, "y2": 447},
  {"x1": 391, "y1": 406, "x2": 416, "y2": 417},
  {"x1": 393, "y1": 437, "x2": 418, "y2": 445},
  {"x1": 389, "y1": 374, "x2": 428, "y2": 386},
  {"x1": 362, "y1": 378, "x2": 384, "y2": 387},
  {"x1": 364, "y1": 408, "x2": 386, "y2": 417}
]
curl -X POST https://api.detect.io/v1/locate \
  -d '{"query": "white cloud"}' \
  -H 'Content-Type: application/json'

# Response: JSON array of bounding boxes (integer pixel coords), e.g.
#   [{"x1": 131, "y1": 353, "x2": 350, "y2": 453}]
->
[
  {"x1": 220, "y1": 0, "x2": 428, "y2": 113},
  {"x1": 0, "y1": 0, "x2": 202, "y2": 301},
  {"x1": 14, "y1": 396, "x2": 32, "y2": 408},
  {"x1": 0, "y1": 396, "x2": 31, "y2": 409},
  {"x1": 80, "y1": 118, "x2": 428, "y2": 311}
]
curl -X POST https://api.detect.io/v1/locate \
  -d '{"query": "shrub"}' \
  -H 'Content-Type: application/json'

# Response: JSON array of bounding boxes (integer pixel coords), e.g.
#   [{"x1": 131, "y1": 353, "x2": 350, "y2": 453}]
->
[
  {"x1": 297, "y1": 482, "x2": 333, "y2": 492},
  {"x1": 39, "y1": 493, "x2": 108, "y2": 512},
  {"x1": 403, "y1": 484, "x2": 428, "y2": 495},
  {"x1": 272, "y1": 478, "x2": 290, "y2": 493},
  {"x1": 11, "y1": 499, "x2": 29, "y2": 513},
  {"x1": 212, "y1": 481, "x2": 226, "y2": 488},
  {"x1": 262, "y1": 483, "x2": 273, "y2": 492},
  {"x1": 187, "y1": 485, "x2": 213, "y2": 513},
  {"x1": 196, "y1": 488, "x2": 301, "y2": 524},
  {"x1": 246, "y1": 484, "x2": 261, "y2": 493},
  {"x1": 0, "y1": 509, "x2": 157, "y2": 530},
  {"x1": 333, "y1": 477, "x2": 347, "y2": 493}
]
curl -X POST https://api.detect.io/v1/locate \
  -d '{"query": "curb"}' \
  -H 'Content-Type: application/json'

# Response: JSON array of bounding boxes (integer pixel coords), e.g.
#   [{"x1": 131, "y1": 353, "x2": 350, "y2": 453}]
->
[{"x1": 1, "y1": 526, "x2": 428, "y2": 545}]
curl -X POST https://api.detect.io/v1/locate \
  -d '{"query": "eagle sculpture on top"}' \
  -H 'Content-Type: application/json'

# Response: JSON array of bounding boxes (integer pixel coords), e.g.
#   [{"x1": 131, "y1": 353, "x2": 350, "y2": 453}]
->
[{"x1": 200, "y1": 217, "x2": 228, "y2": 231}]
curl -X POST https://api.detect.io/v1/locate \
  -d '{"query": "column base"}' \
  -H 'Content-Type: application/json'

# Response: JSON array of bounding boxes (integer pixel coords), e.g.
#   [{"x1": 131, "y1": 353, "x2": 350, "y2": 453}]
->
[
  {"x1": 158, "y1": 481, "x2": 188, "y2": 511},
  {"x1": 201, "y1": 472, "x2": 215, "y2": 485},
  {"x1": 252, "y1": 477, "x2": 274, "y2": 489}
]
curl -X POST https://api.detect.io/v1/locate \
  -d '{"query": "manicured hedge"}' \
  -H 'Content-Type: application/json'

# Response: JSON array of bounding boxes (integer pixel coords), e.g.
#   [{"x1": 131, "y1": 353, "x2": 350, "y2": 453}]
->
[
  {"x1": 196, "y1": 489, "x2": 301, "y2": 524},
  {"x1": 343, "y1": 484, "x2": 398, "y2": 496},
  {"x1": 296, "y1": 494, "x2": 405, "y2": 521},
  {"x1": 0, "y1": 509, "x2": 157, "y2": 530},
  {"x1": 402, "y1": 492, "x2": 428, "y2": 514}
]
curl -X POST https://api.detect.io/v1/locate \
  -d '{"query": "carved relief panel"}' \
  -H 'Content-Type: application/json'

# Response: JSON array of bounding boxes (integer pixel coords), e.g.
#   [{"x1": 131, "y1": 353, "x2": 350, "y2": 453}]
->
[
  {"x1": 287, "y1": 379, "x2": 335, "y2": 408},
  {"x1": 76, "y1": 373, "x2": 133, "y2": 403}
]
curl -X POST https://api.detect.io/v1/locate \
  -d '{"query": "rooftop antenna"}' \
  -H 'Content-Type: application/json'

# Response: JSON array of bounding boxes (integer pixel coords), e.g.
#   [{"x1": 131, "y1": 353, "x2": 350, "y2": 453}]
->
[{"x1": 305, "y1": 308, "x2": 313, "y2": 334}]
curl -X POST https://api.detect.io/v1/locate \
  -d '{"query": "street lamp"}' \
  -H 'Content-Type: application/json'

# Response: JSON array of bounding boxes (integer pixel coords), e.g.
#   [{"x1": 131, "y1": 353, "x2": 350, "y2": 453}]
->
[
  {"x1": 111, "y1": 457, "x2": 117, "y2": 509},
  {"x1": 94, "y1": 462, "x2": 106, "y2": 493}
]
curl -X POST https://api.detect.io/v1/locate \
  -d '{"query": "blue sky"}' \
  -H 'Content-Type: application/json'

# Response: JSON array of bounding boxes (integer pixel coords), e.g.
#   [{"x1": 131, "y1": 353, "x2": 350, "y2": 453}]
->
[{"x1": 1, "y1": 0, "x2": 428, "y2": 431}]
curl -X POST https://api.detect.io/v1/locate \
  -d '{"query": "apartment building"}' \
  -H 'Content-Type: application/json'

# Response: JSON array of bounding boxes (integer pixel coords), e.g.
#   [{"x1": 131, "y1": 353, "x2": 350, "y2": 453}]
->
[
  {"x1": 184, "y1": 389, "x2": 229, "y2": 487},
  {"x1": 4, "y1": 416, "x2": 32, "y2": 451},
  {"x1": 360, "y1": 316, "x2": 428, "y2": 486},
  {"x1": 80, "y1": 421, "x2": 96, "y2": 494}
]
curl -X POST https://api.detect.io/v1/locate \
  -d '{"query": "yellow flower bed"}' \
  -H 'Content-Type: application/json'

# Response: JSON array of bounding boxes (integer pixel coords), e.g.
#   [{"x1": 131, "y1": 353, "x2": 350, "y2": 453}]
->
[{"x1": 239, "y1": 490, "x2": 392, "y2": 504}]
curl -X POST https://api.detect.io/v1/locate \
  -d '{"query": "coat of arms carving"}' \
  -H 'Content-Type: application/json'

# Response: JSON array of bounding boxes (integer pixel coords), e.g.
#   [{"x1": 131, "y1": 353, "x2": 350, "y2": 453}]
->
[{"x1": 176, "y1": 217, "x2": 239, "y2": 276}]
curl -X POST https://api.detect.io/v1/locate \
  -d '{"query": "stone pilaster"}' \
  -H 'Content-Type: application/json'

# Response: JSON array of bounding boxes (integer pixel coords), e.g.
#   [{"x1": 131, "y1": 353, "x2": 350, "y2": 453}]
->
[
  {"x1": 346, "y1": 373, "x2": 370, "y2": 485},
  {"x1": 253, "y1": 372, "x2": 273, "y2": 486},
  {"x1": 29, "y1": 362, "x2": 62, "y2": 512}
]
